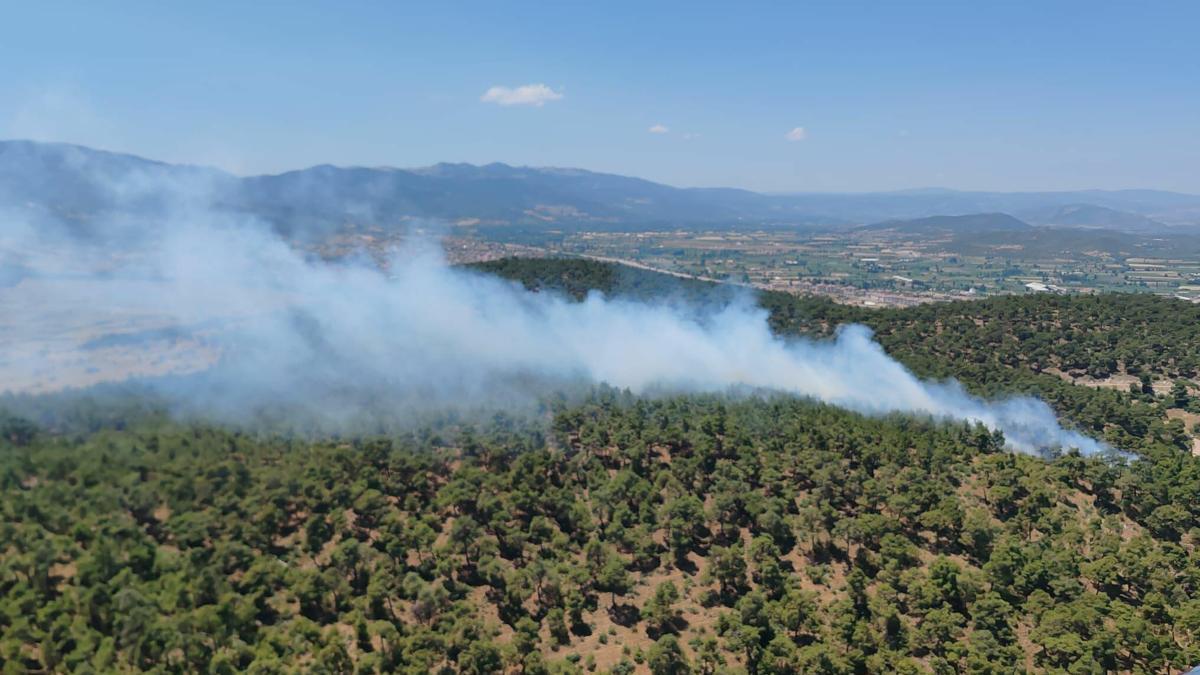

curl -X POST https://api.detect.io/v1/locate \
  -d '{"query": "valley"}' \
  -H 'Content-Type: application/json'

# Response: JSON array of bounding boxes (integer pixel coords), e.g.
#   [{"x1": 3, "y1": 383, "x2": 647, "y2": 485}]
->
[{"x1": 463, "y1": 225, "x2": 1200, "y2": 308}]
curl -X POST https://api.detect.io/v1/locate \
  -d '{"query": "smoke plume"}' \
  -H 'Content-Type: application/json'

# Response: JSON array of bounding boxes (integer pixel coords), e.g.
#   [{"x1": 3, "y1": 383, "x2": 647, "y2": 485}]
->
[{"x1": 0, "y1": 165, "x2": 1111, "y2": 455}]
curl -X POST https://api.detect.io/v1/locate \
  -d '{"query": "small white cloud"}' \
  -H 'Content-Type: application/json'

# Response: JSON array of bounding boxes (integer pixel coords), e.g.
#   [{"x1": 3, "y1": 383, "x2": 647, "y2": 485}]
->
[
  {"x1": 785, "y1": 127, "x2": 808, "y2": 142},
  {"x1": 682, "y1": 132, "x2": 701, "y2": 140},
  {"x1": 648, "y1": 124, "x2": 669, "y2": 134},
  {"x1": 480, "y1": 83, "x2": 564, "y2": 107}
]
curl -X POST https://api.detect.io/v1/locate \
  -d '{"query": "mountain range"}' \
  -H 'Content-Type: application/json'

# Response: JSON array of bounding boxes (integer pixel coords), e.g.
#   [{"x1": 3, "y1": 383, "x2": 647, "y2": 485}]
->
[{"x1": 3, "y1": 139, "x2": 1199, "y2": 237}]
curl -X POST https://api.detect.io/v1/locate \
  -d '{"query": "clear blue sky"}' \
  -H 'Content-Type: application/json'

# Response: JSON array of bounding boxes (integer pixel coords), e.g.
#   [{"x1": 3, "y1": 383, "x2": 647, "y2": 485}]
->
[{"x1": 2, "y1": 1, "x2": 1197, "y2": 192}]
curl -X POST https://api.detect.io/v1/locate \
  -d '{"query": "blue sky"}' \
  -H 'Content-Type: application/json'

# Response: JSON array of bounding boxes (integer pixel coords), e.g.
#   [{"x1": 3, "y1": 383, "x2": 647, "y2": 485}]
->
[{"x1": 2, "y1": 1, "x2": 1197, "y2": 192}]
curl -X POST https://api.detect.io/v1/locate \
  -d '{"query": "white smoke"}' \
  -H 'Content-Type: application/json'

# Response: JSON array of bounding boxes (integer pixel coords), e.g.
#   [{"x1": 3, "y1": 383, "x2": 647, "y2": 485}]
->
[{"x1": 0, "y1": 173, "x2": 1111, "y2": 455}]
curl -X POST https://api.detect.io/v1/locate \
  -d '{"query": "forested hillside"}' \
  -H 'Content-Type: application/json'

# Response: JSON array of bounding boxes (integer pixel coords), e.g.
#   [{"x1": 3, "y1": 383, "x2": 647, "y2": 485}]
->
[
  {"x1": 3, "y1": 257, "x2": 1200, "y2": 674},
  {"x1": 476, "y1": 258, "x2": 1200, "y2": 455},
  {"x1": 474, "y1": 257, "x2": 1200, "y2": 382},
  {"x1": 2, "y1": 392, "x2": 1199, "y2": 673}
]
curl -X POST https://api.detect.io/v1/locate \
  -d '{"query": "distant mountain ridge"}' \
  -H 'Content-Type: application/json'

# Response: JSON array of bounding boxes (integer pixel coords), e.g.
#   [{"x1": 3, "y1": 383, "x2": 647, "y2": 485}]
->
[
  {"x1": 860, "y1": 212, "x2": 1033, "y2": 234},
  {"x1": 2, "y1": 139, "x2": 1199, "y2": 236},
  {"x1": 1021, "y1": 203, "x2": 1170, "y2": 233}
]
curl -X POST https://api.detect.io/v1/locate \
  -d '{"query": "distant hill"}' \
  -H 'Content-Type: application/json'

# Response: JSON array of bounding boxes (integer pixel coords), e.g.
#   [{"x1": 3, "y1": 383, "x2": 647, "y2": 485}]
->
[
  {"x1": 0, "y1": 140, "x2": 233, "y2": 236},
  {"x1": 860, "y1": 212, "x2": 1033, "y2": 234},
  {"x1": 0, "y1": 141, "x2": 817, "y2": 236},
  {"x1": 231, "y1": 161, "x2": 787, "y2": 237},
  {"x1": 774, "y1": 188, "x2": 1200, "y2": 228},
  {"x1": 1022, "y1": 203, "x2": 1171, "y2": 233},
  {"x1": 3, "y1": 139, "x2": 1200, "y2": 236}
]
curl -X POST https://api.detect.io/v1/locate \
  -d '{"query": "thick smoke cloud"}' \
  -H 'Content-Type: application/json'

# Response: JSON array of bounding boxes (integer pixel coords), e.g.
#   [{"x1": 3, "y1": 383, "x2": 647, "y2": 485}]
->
[{"x1": 0, "y1": 170, "x2": 1111, "y2": 455}]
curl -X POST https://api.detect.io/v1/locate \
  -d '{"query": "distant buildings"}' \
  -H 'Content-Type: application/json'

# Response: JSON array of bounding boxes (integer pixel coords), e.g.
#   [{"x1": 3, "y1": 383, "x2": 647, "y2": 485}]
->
[{"x1": 1024, "y1": 281, "x2": 1067, "y2": 294}]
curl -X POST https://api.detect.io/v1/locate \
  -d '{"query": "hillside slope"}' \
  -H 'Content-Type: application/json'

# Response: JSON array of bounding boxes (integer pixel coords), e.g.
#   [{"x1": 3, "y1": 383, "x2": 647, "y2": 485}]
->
[
  {"x1": 3, "y1": 257, "x2": 1200, "y2": 673},
  {"x1": 476, "y1": 257, "x2": 1200, "y2": 455},
  {"x1": 2, "y1": 392, "x2": 1198, "y2": 673}
]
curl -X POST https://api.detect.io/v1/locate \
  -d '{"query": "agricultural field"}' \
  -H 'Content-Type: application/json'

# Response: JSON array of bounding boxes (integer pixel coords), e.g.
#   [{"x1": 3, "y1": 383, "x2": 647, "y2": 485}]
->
[{"x1": 468, "y1": 226, "x2": 1200, "y2": 308}]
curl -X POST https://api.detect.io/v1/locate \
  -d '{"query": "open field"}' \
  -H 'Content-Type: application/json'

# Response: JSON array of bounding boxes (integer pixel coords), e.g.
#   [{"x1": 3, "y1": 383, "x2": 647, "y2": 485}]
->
[{"x1": 450, "y1": 226, "x2": 1200, "y2": 308}]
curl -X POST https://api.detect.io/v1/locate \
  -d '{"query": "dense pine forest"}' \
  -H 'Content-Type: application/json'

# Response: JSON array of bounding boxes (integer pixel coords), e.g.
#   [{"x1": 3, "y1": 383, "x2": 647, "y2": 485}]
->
[
  {"x1": 475, "y1": 258, "x2": 1200, "y2": 455},
  {"x1": 3, "y1": 258, "x2": 1200, "y2": 673}
]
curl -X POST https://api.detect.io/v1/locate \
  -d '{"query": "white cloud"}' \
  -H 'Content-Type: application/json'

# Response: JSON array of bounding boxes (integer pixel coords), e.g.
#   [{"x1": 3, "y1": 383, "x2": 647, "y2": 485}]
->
[
  {"x1": 648, "y1": 124, "x2": 669, "y2": 134},
  {"x1": 480, "y1": 83, "x2": 564, "y2": 107},
  {"x1": 785, "y1": 126, "x2": 808, "y2": 142}
]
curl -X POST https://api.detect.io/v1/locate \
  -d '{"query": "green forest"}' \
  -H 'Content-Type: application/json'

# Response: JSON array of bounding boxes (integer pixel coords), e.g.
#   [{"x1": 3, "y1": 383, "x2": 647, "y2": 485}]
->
[
  {"x1": 3, "y1": 258, "x2": 1200, "y2": 674},
  {"x1": 476, "y1": 258, "x2": 1200, "y2": 455}
]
